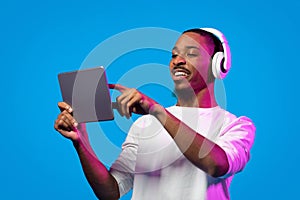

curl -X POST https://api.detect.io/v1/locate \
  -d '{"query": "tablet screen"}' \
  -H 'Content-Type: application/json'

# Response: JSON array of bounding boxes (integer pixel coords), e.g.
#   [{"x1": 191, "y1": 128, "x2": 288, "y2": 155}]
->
[{"x1": 58, "y1": 67, "x2": 114, "y2": 123}]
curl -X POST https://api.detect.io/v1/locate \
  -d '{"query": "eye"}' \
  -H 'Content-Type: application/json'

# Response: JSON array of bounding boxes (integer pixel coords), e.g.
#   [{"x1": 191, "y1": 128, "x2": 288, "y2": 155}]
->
[
  {"x1": 171, "y1": 54, "x2": 178, "y2": 58},
  {"x1": 187, "y1": 53, "x2": 198, "y2": 57},
  {"x1": 186, "y1": 49, "x2": 200, "y2": 58}
]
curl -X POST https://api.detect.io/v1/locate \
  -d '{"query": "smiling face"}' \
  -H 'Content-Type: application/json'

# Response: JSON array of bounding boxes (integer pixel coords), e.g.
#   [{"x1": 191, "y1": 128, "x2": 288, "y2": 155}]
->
[{"x1": 170, "y1": 31, "x2": 215, "y2": 94}]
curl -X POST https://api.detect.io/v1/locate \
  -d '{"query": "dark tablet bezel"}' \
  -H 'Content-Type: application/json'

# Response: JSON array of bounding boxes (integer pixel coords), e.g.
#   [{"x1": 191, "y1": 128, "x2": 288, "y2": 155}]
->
[{"x1": 58, "y1": 66, "x2": 114, "y2": 123}]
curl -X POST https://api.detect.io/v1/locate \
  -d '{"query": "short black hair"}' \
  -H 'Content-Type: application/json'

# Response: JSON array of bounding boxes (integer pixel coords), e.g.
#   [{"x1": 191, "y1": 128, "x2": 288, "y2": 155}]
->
[{"x1": 182, "y1": 28, "x2": 223, "y2": 56}]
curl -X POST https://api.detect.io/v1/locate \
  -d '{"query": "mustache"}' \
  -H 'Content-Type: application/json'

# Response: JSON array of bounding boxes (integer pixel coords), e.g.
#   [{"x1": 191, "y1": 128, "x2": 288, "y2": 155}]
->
[{"x1": 172, "y1": 66, "x2": 191, "y2": 74}]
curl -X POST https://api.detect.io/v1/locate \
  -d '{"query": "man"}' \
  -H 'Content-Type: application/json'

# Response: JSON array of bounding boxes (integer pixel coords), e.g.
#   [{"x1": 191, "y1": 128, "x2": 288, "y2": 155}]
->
[{"x1": 54, "y1": 28, "x2": 255, "y2": 200}]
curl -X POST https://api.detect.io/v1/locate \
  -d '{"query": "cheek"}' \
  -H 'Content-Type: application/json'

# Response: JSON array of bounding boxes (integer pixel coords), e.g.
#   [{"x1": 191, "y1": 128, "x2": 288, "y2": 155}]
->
[
  {"x1": 169, "y1": 63, "x2": 173, "y2": 76},
  {"x1": 191, "y1": 58, "x2": 211, "y2": 78},
  {"x1": 169, "y1": 59, "x2": 172, "y2": 68}
]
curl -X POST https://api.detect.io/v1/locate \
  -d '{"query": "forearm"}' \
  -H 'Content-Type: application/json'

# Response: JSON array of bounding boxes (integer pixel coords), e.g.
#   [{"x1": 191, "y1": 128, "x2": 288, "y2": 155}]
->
[
  {"x1": 73, "y1": 140, "x2": 120, "y2": 200},
  {"x1": 151, "y1": 105, "x2": 229, "y2": 177},
  {"x1": 55, "y1": 102, "x2": 119, "y2": 199}
]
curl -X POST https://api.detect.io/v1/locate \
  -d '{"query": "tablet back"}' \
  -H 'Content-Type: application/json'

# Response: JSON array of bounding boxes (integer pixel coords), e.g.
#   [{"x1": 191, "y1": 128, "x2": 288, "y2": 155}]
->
[{"x1": 58, "y1": 67, "x2": 114, "y2": 123}]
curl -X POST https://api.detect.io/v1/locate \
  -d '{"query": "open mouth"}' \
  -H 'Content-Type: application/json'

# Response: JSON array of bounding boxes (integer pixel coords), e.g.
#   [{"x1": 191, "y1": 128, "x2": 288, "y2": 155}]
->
[
  {"x1": 174, "y1": 71, "x2": 188, "y2": 77},
  {"x1": 172, "y1": 67, "x2": 191, "y2": 78}
]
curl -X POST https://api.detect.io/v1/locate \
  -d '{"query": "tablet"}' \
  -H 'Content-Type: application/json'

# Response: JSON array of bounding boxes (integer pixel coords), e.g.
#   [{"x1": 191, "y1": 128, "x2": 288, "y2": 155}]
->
[{"x1": 58, "y1": 66, "x2": 114, "y2": 123}]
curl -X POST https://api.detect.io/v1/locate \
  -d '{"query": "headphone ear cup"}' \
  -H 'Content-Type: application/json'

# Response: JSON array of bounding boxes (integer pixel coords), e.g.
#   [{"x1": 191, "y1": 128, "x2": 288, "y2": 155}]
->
[{"x1": 211, "y1": 52, "x2": 225, "y2": 79}]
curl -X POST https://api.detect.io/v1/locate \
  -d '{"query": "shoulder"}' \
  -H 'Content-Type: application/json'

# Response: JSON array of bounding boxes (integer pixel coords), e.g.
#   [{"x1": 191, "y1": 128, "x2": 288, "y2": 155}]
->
[
  {"x1": 132, "y1": 114, "x2": 160, "y2": 128},
  {"x1": 219, "y1": 109, "x2": 256, "y2": 142},
  {"x1": 220, "y1": 108, "x2": 255, "y2": 128},
  {"x1": 132, "y1": 105, "x2": 177, "y2": 126},
  {"x1": 128, "y1": 114, "x2": 163, "y2": 138}
]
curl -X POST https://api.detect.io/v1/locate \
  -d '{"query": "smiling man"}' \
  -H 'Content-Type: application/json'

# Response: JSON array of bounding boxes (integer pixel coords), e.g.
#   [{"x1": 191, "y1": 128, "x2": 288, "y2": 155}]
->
[{"x1": 54, "y1": 28, "x2": 255, "y2": 200}]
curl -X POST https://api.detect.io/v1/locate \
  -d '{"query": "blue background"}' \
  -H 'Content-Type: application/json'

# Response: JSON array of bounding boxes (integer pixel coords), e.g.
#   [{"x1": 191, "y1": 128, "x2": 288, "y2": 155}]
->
[{"x1": 1, "y1": 0, "x2": 299, "y2": 199}]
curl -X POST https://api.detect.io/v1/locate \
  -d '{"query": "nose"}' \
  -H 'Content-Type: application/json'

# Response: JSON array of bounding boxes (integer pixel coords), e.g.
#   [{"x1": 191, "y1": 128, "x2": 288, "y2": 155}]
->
[{"x1": 173, "y1": 55, "x2": 186, "y2": 66}]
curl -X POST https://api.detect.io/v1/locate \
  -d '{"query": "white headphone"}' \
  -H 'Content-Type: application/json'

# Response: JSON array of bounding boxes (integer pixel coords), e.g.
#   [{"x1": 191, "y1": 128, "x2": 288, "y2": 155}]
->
[{"x1": 199, "y1": 28, "x2": 231, "y2": 79}]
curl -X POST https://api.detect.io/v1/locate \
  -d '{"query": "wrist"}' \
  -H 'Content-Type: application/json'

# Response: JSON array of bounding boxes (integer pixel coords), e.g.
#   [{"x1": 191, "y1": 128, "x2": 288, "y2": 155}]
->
[
  {"x1": 72, "y1": 126, "x2": 90, "y2": 148},
  {"x1": 72, "y1": 135, "x2": 82, "y2": 149},
  {"x1": 149, "y1": 104, "x2": 167, "y2": 121}
]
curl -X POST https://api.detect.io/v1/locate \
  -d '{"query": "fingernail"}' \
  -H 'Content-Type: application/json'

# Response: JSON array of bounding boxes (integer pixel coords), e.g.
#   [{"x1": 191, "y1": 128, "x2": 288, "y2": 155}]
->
[{"x1": 74, "y1": 122, "x2": 78, "y2": 127}]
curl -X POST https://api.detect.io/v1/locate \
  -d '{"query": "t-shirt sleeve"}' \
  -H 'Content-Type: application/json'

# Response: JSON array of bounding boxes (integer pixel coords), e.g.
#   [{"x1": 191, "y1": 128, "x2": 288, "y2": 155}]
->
[
  {"x1": 110, "y1": 126, "x2": 139, "y2": 197},
  {"x1": 215, "y1": 116, "x2": 256, "y2": 178}
]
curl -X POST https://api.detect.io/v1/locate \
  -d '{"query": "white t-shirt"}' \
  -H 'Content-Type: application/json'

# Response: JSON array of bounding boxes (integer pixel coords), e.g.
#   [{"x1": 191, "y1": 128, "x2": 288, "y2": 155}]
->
[{"x1": 110, "y1": 106, "x2": 255, "y2": 200}]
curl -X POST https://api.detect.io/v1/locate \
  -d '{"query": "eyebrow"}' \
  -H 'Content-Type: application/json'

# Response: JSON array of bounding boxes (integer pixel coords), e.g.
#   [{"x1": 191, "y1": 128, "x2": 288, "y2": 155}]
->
[{"x1": 172, "y1": 46, "x2": 200, "y2": 51}]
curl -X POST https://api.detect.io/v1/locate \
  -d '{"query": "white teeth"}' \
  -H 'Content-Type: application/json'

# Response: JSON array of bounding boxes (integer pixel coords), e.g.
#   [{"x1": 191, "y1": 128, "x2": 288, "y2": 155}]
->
[{"x1": 174, "y1": 71, "x2": 188, "y2": 77}]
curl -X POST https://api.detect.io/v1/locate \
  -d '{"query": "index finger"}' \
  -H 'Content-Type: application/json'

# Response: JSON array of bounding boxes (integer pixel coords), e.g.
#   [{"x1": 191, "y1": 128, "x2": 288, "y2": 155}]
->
[
  {"x1": 58, "y1": 102, "x2": 73, "y2": 113},
  {"x1": 108, "y1": 83, "x2": 128, "y2": 92}
]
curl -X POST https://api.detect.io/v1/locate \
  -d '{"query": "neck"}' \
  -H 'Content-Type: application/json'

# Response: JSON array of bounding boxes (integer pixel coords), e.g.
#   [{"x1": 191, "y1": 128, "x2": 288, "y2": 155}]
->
[{"x1": 175, "y1": 82, "x2": 217, "y2": 108}]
